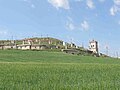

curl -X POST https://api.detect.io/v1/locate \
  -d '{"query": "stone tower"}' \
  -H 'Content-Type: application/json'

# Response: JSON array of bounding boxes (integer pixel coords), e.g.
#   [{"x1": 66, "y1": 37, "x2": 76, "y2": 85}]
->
[{"x1": 89, "y1": 40, "x2": 98, "y2": 53}]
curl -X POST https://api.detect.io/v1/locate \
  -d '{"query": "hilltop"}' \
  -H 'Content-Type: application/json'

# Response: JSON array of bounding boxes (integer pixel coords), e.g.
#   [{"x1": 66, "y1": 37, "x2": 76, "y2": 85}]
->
[
  {"x1": 0, "y1": 37, "x2": 109, "y2": 57},
  {"x1": 0, "y1": 37, "x2": 63, "y2": 45},
  {"x1": 0, "y1": 37, "x2": 77, "y2": 50}
]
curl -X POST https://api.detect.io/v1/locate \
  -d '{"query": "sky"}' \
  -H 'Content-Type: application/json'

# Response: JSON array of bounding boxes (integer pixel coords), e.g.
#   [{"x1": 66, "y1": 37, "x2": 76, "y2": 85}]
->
[{"x1": 0, "y1": 0, "x2": 120, "y2": 57}]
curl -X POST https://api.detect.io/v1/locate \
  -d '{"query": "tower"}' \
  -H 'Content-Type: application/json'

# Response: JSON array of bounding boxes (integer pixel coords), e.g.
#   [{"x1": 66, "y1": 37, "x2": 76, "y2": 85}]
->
[{"x1": 89, "y1": 40, "x2": 98, "y2": 53}]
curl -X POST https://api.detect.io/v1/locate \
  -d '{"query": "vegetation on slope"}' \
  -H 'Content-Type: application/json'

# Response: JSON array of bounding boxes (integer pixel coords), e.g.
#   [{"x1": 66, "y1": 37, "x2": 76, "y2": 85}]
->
[
  {"x1": 0, "y1": 50, "x2": 120, "y2": 90},
  {"x1": 0, "y1": 50, "x2": 119, "y2": 64},
  {"x1": 0, "y1": 37, "x2": 64, "y2": 45}
]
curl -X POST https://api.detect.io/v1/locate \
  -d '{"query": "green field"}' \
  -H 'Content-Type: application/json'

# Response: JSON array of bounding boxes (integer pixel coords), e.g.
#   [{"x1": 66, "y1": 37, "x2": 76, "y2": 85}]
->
[{"x1": 0, "y1": 50, "x2": 120, "y2": 90}]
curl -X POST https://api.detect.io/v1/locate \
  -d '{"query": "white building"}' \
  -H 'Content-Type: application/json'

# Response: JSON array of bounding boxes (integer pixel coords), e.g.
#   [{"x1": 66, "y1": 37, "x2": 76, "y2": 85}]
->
[
  {"x1": 89, "y1": 40, "x2": 98, "y2": 53},
  {"x1": 0, "y1": 45, "x2": 4, "y2": 50},
  {"x1": 17, "y1": 44, "x2": 31, "y2": 50}
]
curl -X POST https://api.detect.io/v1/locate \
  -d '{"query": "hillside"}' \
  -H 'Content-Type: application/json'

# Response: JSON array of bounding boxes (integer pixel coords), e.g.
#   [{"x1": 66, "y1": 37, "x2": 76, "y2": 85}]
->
[
  {"x1": 0, "y1": 50, "x2": 118, "y2": 64},
  {"x1": 0, "y1": 50, "x2": 120, "y2": 89}
]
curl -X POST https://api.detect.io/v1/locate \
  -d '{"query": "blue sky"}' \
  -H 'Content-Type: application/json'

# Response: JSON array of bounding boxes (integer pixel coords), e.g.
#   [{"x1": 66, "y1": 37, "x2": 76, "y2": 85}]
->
[{"x1": 0, "y1": 0, "x2": 120, "y2": 56}]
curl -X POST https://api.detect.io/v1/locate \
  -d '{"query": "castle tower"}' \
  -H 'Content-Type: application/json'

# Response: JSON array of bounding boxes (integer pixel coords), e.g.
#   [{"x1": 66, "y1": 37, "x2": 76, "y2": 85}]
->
[{"x1": 89, "y1": 40, "x2": 98, "y2": 53}]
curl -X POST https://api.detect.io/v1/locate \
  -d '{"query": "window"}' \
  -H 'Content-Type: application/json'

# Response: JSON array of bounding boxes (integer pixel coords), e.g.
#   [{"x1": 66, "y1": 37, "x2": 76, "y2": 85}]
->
[{"x1": 91, "y1": 45, "x2": 93, "y2": 48}]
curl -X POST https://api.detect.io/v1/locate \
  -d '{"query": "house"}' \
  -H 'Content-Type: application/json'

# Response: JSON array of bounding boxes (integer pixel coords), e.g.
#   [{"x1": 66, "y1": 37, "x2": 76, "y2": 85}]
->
[
  {"x1": 70, "y1": 43, "x2": 76, "y2": 48},
  {"x1": 49, "y1": 45, "x2": 58, "y2": 49},
  {"x1": 17, "y1": 44, "x2": 31, "y2": 50},
  {"x1": 31, "y1": 44, "x2": 48, "y2": 50},
  {"x1": 4, "y1": 45, "x2": 13, "y2": 49},
  {"x1": 31, "y1": 44, "x2": 40, "y2": 50},
  {"x1": 0, "y1": 45, "x2": 4, "y2": 50},
  {"x1": 3, "y1": 43, "x2": 17, "y2": 50},
  {"x1": 40, "y1": 45, "x2": 49, "y2": 50},
  {"x1": 17, "y1": 38, "x2": 50, "y2": 50}
]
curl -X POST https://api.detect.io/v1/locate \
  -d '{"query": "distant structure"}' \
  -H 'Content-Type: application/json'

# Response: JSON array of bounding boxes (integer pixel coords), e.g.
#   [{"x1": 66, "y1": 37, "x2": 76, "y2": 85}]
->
[{"x1": 89, "y1": 40, "x2": 98, "y2": 53}]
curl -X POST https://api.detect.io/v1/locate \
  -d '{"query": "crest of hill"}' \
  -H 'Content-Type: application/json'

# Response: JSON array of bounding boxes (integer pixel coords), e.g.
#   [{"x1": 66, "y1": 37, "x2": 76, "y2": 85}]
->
[
  {"x1": 6, "y1": 37, "x2": 64, "y2": 46},
  {"x1": 0, "y1": 37, "x2": 63, "y2": 45},
  {"x1": 24, "y1": 37, "x2": 64, "y2": 45},
  {"x1": 30, "y1": 37, "x2": 63, "y2": 43}
]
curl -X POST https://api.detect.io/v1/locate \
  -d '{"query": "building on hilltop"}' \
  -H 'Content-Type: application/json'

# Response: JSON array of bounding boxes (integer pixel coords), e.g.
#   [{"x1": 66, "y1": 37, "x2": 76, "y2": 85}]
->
[{"x1": 89, "y1": 40, "x2": 98, "y2": 53}]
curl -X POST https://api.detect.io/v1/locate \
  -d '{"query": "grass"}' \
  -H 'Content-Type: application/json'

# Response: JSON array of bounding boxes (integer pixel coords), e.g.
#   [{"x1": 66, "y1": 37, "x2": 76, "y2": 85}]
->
[
  {"x1": 0, "y1": 50, "x2": 120, "y2": 90},
  {"x1": 0, "y1": 50, "x2": 119, "y2": 64}
]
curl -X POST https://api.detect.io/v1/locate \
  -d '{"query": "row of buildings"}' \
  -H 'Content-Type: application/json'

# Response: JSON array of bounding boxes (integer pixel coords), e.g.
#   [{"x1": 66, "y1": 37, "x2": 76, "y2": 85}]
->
[
  {"x1": 0, "y1": 38, "x2": 99, "y2": 54},
  {"x1": 0, "y1": 38, "x2": 76, "y2": 50},
  {"x1": 0, "y1": 41, "x2": 60, "y2": 50}
]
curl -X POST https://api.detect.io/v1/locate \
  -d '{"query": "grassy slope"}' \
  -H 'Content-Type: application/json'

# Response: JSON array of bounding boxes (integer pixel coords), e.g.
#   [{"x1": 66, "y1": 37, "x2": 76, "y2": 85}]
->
[
  {"x1": 0, "y1": 50, "x2": 119, "y2": 64},
  {"x1": 0, "y1": 50, "x2": 120, "y2": 90}
]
